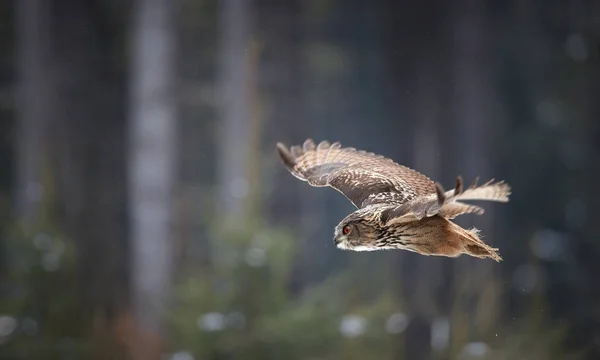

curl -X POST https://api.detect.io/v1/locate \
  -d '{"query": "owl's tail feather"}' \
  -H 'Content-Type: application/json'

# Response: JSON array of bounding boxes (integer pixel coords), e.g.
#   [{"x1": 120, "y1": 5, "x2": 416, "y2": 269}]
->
[
  {"x1": 447, "y1": 220, "x2": 502, "y2": 262},
  {"x1": 443, "y1": 176, "x2": 511, "y2": 203},
  {"x1": 432, "y1": 176, "x2": 510, "y2": 221}
]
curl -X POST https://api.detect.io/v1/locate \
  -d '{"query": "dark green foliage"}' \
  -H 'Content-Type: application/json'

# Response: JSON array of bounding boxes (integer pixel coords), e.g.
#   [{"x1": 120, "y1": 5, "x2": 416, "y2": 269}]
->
[{"x1": 1, "y1": 224, "x2": 89, "y2": 358}]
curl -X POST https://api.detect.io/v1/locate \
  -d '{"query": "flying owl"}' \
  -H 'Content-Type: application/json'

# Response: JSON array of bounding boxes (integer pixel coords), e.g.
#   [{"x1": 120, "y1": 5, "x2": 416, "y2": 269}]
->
[{"x1": 276, "y1": 139, "x2": 511, "y2": 262}]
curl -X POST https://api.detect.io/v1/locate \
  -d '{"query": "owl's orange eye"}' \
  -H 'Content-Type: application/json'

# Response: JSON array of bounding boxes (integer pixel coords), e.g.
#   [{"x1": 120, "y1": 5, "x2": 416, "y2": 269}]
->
[{"x1": 342, "y1": 226, "x2": 351, "y2": 235}]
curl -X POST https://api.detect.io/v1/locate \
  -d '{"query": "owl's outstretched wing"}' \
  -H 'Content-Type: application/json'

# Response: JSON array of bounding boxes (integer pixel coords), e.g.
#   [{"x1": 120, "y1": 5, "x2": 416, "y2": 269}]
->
[{"x1": 276, "y1": 139, "x2": 436, "y2": 209}]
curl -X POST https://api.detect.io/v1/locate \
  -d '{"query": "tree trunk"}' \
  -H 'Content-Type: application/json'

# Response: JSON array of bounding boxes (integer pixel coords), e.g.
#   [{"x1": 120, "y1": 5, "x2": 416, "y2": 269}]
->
[
  {"x1": 217, "y1": 0, "x2": 252, "y2": 224},
  {"x1": 14, "y1": 0, "x2": 52, "y2": 226},
  {"x1": 128, "y1": 0, "x2": 177, "y2": 358},
  {"x1": 48, "y1": 3, "x2": 130, "y2": 358},
  {"x1": 450, "y1": 1, "x2": 498, "y2": 353},
  {"x1": 406, "y1": 56, "x2": 445, "y2": 360}
]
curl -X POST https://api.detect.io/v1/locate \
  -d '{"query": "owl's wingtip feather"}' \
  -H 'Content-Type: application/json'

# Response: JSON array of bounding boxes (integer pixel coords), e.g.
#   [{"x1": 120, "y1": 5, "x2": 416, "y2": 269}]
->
[
  {"x1": 276, "y1": 142, "x2": 297, "y2": 169},
  {"x1": 303, "y1": 138, "x2": 316, "y2": 151}
]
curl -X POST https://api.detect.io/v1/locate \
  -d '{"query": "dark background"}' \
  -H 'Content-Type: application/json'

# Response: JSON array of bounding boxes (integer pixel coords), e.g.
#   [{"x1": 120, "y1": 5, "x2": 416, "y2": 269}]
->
[{"x1": 1, "y1": 0, "x2": 599, "y2": 359}]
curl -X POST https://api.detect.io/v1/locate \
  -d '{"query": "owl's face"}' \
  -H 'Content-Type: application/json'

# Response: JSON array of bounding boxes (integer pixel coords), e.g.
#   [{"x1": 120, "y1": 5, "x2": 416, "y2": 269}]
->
[{"x1": 333, "y1": 219, "x2": 380, "y2": 251}]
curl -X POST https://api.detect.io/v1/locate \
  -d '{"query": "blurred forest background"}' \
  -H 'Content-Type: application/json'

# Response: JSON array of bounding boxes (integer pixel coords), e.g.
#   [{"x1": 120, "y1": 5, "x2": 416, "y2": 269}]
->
[{"x1": 0, "y1": 0, "x2": 599, "y2": 359}]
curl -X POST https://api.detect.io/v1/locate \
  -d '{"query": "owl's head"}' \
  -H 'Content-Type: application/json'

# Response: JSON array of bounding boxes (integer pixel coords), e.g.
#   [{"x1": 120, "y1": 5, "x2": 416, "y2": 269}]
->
[{"x1": 333, "y1": 214, "x2": 380, "y2": 251}]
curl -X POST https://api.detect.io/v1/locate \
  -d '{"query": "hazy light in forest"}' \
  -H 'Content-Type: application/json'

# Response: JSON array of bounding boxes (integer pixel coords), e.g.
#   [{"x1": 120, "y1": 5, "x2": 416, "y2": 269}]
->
[
  {"x1": 0, "y1": 316, "x2": 17, "y2": 341},
  {"x1": 26, "y1": 181, "x2": 43, "y2": 203},
  {"x1": 197, "y1": 312, "x2": 225, "y2": 332},
  {"x1": 21, "y1": 317, "x2": 38, "y2": 336},
  {"x1": 512, "y1": 264, "x2": 542, "y2": 293},
  {"x1": 229, "y1": 177, "x2": 248, "y2": 199},
  {"x1": 339, "y1": 314, "x2": 366, "y2": 338},
  {"x1": 594, "y1": 334, "x2": 600, "y2": 348},
  {"x1": 560, "y1": 139, "x2": 585, "y2": 170},
  {"x1": 565, "y1": 198, "x2": 586, "y2": 229},
  {"x1": 171, "y1": 351, "x2": 195, "y2": 360},
  {"x1": 33, "y1": 233, "x2": 53, "y2": 251},
  {"x1": 33, "y1": 233, "x2": 65, "y2": 272},
  {"x1": 307, "y1": 43, "x2": 348, "y2": 76},
  {"x1": 535, "y1": 101, "x2": 561, "y2": 128},
  {"x1": 42, "y1": 252, "x2": 61, "y2": 272},
  {"x1": 459, "y1": 342, "x2": 490, "y2": 357},
  {"x1": 251, "y1": 232, "x2": 272, "y2": 250},
  {"x1": 225, "y1": 311, "x2": 246, "y2": 329},
  {"x1": 565, "y1": 33, "x2": 588, "y2": 62},
  {"x1": 245, "y1": 247, "x2": 266, "y2": 267},
  {"x1": 385, "y1": 313, "x2": 409, "y2": 334},
  {"x1": 530, "y1": 229, "x2": 566, "y2": 261},
  {"x1": 220, "y1": 249, "x2": 240, "y2": 267},
  {"x1": 430, "y1": 317, "x2": 450, "y2": 350}
]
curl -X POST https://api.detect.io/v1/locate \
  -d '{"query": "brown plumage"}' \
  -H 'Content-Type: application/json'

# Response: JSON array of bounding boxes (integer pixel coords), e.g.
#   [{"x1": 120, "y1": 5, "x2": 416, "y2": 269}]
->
[{"x1": 276, "y1": 139, "x2": 511, "y2": 262}]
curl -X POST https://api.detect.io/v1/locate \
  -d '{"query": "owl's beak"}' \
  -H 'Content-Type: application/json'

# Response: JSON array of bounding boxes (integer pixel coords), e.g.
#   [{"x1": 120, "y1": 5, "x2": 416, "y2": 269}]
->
[{"x1": 333, "y1": 234, "x2": 348, "y2": 249}]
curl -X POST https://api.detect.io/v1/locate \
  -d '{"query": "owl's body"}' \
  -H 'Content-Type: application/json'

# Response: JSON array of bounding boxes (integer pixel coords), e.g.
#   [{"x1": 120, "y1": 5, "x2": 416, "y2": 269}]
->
[{"x1": 276, "y1": 139, "x2": 511, "y2": 262}]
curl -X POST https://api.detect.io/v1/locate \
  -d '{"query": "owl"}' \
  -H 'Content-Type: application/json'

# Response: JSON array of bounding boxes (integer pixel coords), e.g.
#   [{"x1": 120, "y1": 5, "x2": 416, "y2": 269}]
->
[{"x1": 276, "y1": 139, "x2": 511, "y2": 262}]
